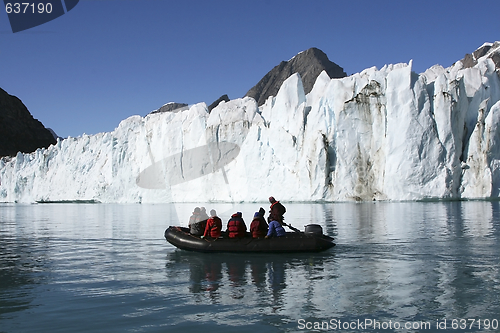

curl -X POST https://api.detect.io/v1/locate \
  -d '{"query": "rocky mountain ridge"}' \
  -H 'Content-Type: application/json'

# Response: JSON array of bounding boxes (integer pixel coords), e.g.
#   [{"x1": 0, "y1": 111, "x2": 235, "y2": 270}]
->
[
  {"x1": 460, "y1": 41, "x2": 500, "y2": 69},
  {"x1": 245, "y1": 47, "x2": 347, "y2": 106},
  {"x1": 0, "y1": 88, "x2": 56, "y2": 157}
]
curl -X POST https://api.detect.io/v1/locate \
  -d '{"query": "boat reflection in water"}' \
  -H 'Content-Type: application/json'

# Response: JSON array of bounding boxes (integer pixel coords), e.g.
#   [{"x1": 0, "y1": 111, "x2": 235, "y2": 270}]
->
[{"x1": 166, "y1": 250, "x2": 335, "y2": 306}]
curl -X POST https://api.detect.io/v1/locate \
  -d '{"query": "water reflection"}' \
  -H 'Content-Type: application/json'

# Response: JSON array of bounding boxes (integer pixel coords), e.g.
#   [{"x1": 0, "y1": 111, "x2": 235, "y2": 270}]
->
[
  {"x1": 0, "y1": 235, "x2": 47, "y2": 316},
  {"x1": 0, "y1": 206, "x2": 49, "y2": 317},
  {"x1": 166, "y1": 250, "x2": 335, "y2": 310},
  {"x1": 328, "y1": 201, "x2": 500, "y2": 322},
  {"x1": 1, "y1": 201, "x2": 499, "y2": 333}
]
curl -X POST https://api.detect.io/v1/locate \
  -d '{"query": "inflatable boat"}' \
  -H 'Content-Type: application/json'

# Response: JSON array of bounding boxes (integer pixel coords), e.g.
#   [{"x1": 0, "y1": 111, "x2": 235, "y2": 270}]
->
[{"x1": 164, "y1": 224, "x2": 335, "y2": 253}]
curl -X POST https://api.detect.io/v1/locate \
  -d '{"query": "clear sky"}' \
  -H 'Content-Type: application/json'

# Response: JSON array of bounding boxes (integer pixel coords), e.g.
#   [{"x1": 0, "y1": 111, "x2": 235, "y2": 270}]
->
[{"x1": 1, "y1": 0, "x2": 499, "y2": 138}]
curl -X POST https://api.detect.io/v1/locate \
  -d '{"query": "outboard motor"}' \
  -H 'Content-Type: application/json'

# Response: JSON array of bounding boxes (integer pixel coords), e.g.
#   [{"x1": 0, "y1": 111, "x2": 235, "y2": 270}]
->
[{"x1": 304, "y1": 224, "x2": 323, "y2": 235}]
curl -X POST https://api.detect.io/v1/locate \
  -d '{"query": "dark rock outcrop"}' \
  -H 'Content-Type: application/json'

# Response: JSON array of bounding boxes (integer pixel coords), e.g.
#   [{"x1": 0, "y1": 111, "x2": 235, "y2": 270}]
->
[
  {"x1": 208, "y1": 94, "x2": 230, "y2": 112},
  {"x1": 245, "y1": 47, "x2": 347, "y2": 106},
  {"x1": 0, "y1": 88, "x2": 56, "y2": 157},
  {"x1": 150, "y1": 102, "x2": 189, "y2": 114},
  {"x1": 460, "y1": 42, "x2": 500, "y2": 69}
]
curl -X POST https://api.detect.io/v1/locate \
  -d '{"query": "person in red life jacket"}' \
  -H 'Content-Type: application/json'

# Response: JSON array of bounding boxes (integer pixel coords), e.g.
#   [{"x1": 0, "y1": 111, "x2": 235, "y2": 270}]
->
[
  {"x1": 265, "y1": 218, "x2": 286, "y2": 238},
  {"x1": 250, "y1": 207, "x2": 268, "y2": 238},
  {"x1": 226, "y1": 212, "x2": 247, "y2": 238},
  {"x1": 268, "y1": 197, "x2": 286, "y2": 224},
  {"x1": 202, "y1": 209, "x2": 222, "y2": 239}
]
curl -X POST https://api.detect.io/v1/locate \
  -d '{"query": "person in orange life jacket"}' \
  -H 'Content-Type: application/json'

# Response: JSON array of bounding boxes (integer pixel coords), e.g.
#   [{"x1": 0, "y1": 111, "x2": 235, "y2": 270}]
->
[
  {"x1": 202, "y1": 209, "x2": 222, "y2": 239},
  {"x1": 226, "y1": 212, "x2": 247, "y2": 238},
  {"x1": 268, "y1": 197, "x2": 286, "y2": 224},
  {"x1": 250, "y1": 207, "x2": 268, "y2": 238},
  {"x1": 189, "y1": 207, "x2": 204, "y2": 236},
  {"x1": 265, "y1": 218, "x2": 286, "y2": 238}
]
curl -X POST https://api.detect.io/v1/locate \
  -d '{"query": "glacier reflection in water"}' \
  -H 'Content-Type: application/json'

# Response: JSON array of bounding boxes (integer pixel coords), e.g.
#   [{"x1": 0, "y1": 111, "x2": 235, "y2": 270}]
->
[{"x1": 0, "y1": 201, "x2": 499, "y2": 332}]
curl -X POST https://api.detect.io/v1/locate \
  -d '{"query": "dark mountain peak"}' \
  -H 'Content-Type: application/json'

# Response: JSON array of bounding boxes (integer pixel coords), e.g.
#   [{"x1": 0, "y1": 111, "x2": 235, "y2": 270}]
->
[
  {"x1": 245, "y1": 47, "x2": 347, "y2": 106},
  {"x1": 300, "y1": 47, "x2": 331, "y2": 62},
  {"x1": 0, "y1": 88, "x2": 56, "y2": 157}
]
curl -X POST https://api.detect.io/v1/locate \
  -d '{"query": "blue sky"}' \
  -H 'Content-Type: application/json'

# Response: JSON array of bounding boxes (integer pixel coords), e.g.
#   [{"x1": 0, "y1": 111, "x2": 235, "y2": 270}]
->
[{"x1": 1, "y1": 0, "x2": 499, "y2": 138}]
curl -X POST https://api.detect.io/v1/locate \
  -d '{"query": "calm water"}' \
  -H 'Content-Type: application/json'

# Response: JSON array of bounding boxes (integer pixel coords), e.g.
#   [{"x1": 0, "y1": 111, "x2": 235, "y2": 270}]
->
[{"x1": 0, "y1": 201, "x2": 499, "y2": 333}]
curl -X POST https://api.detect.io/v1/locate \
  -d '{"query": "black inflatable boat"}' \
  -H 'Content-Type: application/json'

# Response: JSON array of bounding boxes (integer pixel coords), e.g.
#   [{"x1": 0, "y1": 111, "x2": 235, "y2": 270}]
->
[{"x1": 164, "y1": 224, "x2": 335, "y2": 253}]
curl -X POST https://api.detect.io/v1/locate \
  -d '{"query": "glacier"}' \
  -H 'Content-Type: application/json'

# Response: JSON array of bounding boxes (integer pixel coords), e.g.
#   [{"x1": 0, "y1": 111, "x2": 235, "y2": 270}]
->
[{"x1": 1, "y1": 43, "x2": 500, "y2": 203}]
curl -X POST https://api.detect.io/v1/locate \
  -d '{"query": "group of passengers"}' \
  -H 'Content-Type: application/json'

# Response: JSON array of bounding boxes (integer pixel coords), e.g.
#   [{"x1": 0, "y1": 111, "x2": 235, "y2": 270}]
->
[{"x1": 188, "y1": 197, "x2": 287, "y2": 239}]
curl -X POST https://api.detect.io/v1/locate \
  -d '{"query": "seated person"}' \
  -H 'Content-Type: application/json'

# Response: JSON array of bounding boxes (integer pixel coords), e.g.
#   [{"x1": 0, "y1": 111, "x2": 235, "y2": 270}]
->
[
  {"x1": 226, "y1": 212, "x2": 247, "y2": 238},
  {"x1": 189, "y1": 207, "x2": 204, "y2": 236},
  {"x1": 250, "y1": 208, "x2": 268, "y2": 238},
  {"x1": 265, "y1": 219, "x2": 286, "y2": 238},
  {"x1": 199, "y1": 207, "x2": 210, "y2": 221},
  {"x1": 203, "y1": 209, "x2": 222, "y2": 238},
  {"x1": 268, "y1": 196, "x2": 286, "y2": 224}
]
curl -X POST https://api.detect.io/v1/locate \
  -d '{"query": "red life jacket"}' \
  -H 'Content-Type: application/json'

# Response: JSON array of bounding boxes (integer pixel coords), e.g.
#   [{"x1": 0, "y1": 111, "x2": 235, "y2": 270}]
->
[
  {"x1": 227, "y1": 214, "x2": 246, "y2": 238},
  {"x1": 204, "y1": 216, "x2": 222, "y2": 238},
  {"x1": 250, "y1": 217, "x2": 268, "y2": 238}
]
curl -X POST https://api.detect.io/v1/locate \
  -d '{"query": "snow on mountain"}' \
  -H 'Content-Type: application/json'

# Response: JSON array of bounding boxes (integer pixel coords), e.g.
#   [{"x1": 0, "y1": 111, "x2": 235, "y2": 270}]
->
[{"x1": 1, "y1": 43, "x2": 500, "y2": 203}]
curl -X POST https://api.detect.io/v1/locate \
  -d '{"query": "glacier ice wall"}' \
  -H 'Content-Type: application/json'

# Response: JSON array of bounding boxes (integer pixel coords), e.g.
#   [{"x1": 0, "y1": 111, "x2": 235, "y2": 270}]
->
[{"x1": 1, "y1": 45, "x2": 500, "y2": 203}]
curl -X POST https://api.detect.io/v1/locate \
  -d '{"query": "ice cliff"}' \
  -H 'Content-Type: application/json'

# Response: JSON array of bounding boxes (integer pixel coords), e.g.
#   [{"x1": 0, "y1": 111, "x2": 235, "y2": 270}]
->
[{"x1": 1, "y1": 42, "x2": 500, "y2": 203}]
